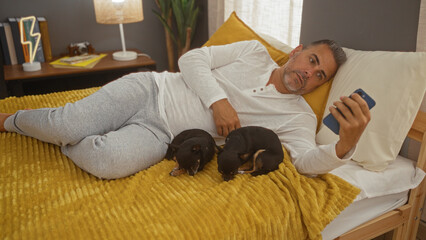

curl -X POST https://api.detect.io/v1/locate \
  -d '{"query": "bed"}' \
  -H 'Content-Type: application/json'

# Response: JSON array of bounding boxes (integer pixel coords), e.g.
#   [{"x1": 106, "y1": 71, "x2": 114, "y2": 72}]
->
[
  {"x1": 2, "y1": 12, "x2": 426, "y2": 240},
  {"x1": 1, "y1": 89, "x2": 424, "y2": 240}
]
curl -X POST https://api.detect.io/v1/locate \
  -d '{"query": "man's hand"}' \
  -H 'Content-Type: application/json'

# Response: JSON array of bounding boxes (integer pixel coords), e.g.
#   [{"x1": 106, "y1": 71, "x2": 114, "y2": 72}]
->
[
  {"x1": 329, "y1": 93, "x2": 371, "y2": 158},
  {"x1": 210, "y1": 99, "x2": 241, "y2": 137}
]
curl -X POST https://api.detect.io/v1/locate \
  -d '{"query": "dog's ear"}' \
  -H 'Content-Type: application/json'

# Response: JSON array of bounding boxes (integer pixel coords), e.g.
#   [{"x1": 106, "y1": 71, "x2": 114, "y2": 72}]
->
[
  {"x1": 165, "y1": 143, "x2": 179, "y2": 159},
  {"x1": 168, "y1": 143, "x2": 179, "y2": 151},
  {"x1": 165, "y1": 142, "x2": 178, "y2": 160},
  {"x1": 192, "y1": 144, "x2": 201, "y2": 152}
]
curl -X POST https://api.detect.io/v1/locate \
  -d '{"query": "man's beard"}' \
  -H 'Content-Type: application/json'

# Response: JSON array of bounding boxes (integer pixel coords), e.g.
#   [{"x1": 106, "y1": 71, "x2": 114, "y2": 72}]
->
[{"x1": 282, "y1": 65, "x2": 306, "y2": 94}]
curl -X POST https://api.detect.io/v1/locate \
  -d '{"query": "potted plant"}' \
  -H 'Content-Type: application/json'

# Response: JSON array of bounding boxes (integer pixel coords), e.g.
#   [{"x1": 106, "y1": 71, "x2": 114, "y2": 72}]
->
[{"x1": 154, "y1": 0, "x2": 199, "y2": 72}]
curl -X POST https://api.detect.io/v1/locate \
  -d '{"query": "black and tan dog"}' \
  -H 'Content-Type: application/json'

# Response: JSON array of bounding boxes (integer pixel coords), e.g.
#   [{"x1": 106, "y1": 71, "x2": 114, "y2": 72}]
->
[
  {"x1": 165, "y1": 129, "x2": 218, "y2": 176},
  {"x1": 217, "y1": 126, "x2": 283, "y2": 181}
]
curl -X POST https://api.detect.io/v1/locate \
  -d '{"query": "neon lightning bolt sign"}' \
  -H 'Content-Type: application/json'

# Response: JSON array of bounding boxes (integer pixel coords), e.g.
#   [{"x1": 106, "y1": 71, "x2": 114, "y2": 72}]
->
[{"x1": 19, "y1": 16, "x2": 41, "y2": 64}]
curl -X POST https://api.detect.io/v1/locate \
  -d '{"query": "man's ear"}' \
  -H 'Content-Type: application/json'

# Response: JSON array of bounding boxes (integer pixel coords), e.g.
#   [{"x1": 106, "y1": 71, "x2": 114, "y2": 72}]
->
[{"x1": 289, "y1": 44, "x2": 303, "y2": 57}]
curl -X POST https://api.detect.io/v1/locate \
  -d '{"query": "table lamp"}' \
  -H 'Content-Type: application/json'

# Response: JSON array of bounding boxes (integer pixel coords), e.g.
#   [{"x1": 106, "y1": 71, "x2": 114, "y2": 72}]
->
[
  {"x1": 93, "y1": 0, "x2": 143, "y2": 61},
  {"x1": 20, "y1": 16, "x2": 42, "y2": 71}
]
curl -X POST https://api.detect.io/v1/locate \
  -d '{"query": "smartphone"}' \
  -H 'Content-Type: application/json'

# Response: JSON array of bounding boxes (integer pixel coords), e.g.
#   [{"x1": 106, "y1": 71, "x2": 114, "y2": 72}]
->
[{"x1": 323, "y1": 88, "x2": 376, "y2": 135}]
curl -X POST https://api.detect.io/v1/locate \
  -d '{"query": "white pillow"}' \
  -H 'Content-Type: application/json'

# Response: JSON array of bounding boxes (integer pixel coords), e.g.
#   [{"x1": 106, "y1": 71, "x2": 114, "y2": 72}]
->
[
  {"x1": 331, "y1": 156, "x2": 425, "y2": 201},
  {"x1": 316, "y1": 48, "x2": 426, "y2": 171}
]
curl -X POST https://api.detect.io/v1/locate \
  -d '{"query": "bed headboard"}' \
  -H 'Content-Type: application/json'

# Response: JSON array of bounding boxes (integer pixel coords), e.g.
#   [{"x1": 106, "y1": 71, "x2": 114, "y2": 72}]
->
[
  {"x1": 409, "y1": 111, "x2": 426, "y2": 170},
  {"x1": 299, "y1": 0, "x2": 420, "y2": 51}
]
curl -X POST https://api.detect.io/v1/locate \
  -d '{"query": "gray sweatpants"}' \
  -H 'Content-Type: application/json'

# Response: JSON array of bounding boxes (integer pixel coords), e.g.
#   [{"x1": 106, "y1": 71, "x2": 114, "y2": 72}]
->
[{"x1": 4, "y1": 72, "x2": 172, "y2": 179}]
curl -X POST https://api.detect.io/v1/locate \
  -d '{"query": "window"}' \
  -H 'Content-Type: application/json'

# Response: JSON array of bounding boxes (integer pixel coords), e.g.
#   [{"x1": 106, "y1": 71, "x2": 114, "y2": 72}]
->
[{"x1": 224, "y1": 0, "x2": 304, "y2": 48}]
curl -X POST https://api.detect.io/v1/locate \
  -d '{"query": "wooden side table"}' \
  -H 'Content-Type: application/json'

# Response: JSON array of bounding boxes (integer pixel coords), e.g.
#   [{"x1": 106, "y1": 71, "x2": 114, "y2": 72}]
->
[{"x1": 3, "y1": 49, "x2": 156, "y2": 97}]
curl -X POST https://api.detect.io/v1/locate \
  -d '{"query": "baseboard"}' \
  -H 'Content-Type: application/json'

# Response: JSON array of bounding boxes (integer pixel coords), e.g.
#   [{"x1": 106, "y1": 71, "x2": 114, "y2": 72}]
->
[{"x1": 418, "y1": 220, "x2": 426, "y2": 240}]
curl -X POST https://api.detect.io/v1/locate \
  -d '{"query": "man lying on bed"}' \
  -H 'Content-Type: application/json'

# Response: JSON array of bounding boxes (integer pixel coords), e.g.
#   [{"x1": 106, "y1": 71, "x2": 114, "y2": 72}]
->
[{"x1": 0, "y1": 39, "x2": 370, "y2": 179}]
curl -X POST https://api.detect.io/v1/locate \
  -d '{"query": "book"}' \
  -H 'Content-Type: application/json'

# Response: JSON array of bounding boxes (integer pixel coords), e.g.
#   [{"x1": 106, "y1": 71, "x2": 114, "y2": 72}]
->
[
  {"x1": 59, "y1": 54, "x2": 101, "y2": 64},
  {"x1": 0, "y1": 41, "x2": 7, "y2": 98},
  {"x1": 4, "y1": 23, "x2": 18, "y2": 65},
  {"x1": 50, "y1": 54, "x2": 107, "y2": 69},
  {"x1": 38, "y1": 17, "x2": 52, "y2": 62},
  {"x1": 0, "y1": 23, "x2": 11, "y2": 65},
  {"x1": 32, "y1": 18, "x2": 45, "y2": 63},
  {"x1": 17, "y1": 18, "x2": 30, "y2": 63},
  {"x1": 50, "y1": 58, "x2": 103, "y2": 69},
  {"x1": 7, "y1": 17, "x2": 25, "y2": 64}
]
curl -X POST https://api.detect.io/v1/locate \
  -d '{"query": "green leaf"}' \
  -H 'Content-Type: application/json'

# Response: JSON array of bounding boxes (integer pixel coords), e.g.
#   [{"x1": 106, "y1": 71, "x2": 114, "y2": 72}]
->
[
  {"x1": 155, "y1": 0, "x2": 200, "y2": 50},
  {"x1": 152, "y1": 10, "x2": 177, "y2": 44},
  {"x1": 189, "y1": 7, "x2": 199, "y2": 39},
  {"x1": 171, "y1": 0, "x2": 185, "y2": 44},
  {"x1": 155, "y1": 0, "x2": 172, "y2": 17}
]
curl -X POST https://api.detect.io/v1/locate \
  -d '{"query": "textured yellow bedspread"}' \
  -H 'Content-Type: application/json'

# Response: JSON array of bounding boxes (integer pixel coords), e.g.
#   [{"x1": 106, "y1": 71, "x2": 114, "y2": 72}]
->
[{"x1": 0, "y1": 88, "x2": 360, "y2": 240}]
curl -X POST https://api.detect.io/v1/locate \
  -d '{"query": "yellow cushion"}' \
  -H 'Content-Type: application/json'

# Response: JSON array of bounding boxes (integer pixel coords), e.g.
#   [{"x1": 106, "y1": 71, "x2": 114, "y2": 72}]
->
[
  {"x1": 303, "y1": 80, "x2": 333, "y2": 130},
  {"x1": 203, "y1": 11, "x2": 333, "y2": 130},
  {"x1": 203, "y1": 12, "x2": 289, "y2": 66}
]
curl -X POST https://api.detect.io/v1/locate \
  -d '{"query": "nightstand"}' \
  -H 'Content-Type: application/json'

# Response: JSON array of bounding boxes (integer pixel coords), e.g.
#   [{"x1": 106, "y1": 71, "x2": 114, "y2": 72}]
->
[{"x1": 3, "y1": 49, "x2": 156, "y2": 97}]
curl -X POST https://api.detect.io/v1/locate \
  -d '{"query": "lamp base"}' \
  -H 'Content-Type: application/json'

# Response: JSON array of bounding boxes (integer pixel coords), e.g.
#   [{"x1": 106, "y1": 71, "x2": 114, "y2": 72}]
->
[
  {"x1": 113, "y1": 51, "x2": 137, "y2": 61},
  {"x1": 23, "y1": 62, "x2": 41, "y2": 72}
]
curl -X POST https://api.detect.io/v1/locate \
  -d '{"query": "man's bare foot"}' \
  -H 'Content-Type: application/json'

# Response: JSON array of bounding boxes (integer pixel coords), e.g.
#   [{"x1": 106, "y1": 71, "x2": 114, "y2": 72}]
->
[{"x1": 0, "y1": 113, "x2": 13, "y2": 132}]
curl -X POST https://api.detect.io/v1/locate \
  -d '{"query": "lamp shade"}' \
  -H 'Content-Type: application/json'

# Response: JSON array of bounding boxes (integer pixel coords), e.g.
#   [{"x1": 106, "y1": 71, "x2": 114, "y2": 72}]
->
[{"x1": 93, "y1": 0, "x2": 143, "y2": 24}]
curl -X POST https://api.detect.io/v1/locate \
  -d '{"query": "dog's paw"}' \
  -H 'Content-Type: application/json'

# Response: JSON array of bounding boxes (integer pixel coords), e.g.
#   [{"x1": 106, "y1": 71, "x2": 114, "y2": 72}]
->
[{"x1": 169, "y1": 168, "x2": 186, "y2": 176}]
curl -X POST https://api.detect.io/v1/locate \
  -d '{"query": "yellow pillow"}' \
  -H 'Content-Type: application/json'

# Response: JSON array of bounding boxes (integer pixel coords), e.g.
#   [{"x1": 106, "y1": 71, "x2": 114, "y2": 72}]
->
[
  {"x1": 303, "y1": 80, "x2": 333, "y2": 131},
  {"x1": 203, "y1": 11, "x2": 332, "y2": 130},
  {"x1": 203, "y1": 12, "x2": 289, "y2": 66}
]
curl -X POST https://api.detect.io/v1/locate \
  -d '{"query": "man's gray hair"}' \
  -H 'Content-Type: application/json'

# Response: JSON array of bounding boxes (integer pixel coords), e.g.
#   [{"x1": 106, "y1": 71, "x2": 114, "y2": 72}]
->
[{"x1": 305, "y1": 39, "x2": 347, "y2": 68}]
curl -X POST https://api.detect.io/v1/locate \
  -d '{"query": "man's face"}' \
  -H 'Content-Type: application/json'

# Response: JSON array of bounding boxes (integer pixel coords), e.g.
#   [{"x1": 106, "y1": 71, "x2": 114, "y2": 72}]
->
[{"x1": 281, "y1": 44, "x2": 338, "y2": 95}]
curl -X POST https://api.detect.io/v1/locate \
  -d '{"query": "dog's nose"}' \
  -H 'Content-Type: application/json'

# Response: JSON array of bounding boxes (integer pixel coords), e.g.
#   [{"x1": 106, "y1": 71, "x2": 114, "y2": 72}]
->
[{"x1": 222, "y1": 174, "x2": 234, "y2": 182}]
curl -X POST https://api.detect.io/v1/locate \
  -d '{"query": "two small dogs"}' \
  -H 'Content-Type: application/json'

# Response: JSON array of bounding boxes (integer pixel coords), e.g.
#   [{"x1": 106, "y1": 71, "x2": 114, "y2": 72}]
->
[{"x1": 164, "y1": 126, "x2": 283, "y2": 181}]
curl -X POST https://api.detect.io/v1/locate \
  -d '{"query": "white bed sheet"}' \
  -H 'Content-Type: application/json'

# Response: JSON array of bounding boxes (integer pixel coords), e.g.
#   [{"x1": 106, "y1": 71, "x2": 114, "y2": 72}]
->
[
  {"x1": 331, "y1": 155, "x2": 425, "y2": 201},
  {"x1": 321, "y1": 190, "x2": 408, "y2": 239}
]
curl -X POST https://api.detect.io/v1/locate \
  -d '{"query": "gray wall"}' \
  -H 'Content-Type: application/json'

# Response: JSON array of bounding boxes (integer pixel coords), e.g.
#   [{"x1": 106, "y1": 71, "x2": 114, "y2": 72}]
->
[
  {"x1": 0, "y1": 0, "x2": 209, "y2": 71},
  {"x1": 1, "y1": 0, "x2": 421, "y2": 70},
  {"x1": 300, "y1": 0, "x2": 421, "y2": 51}
]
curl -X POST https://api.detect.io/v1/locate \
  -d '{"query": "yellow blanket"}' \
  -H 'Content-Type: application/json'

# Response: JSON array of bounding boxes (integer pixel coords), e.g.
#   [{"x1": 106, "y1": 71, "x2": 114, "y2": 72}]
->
[{"x1": 0, "y1": 88, "x2": 360, "y2": 240}]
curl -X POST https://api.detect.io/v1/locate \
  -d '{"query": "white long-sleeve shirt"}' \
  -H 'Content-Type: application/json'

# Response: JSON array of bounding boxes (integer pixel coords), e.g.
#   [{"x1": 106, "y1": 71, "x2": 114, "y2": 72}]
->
[{"x1": 153, "y1": 40, "x2": 354, "y2": 175}]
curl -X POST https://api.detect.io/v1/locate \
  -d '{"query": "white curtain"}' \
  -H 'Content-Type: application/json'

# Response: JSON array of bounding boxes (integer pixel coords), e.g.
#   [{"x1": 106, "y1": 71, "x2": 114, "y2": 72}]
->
[
  {"x1": 208, "y1": 0, "x2": 225, "y2": 37},
  {"x1": 418, "y1": 0, "x2": 426, "y2": 52},
  {"x1": 417, "y1": 0, "x2": 426, "y2": 113},
  {"x1": 224, "y1": 0, "x2": 304, "y2": 48}
]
